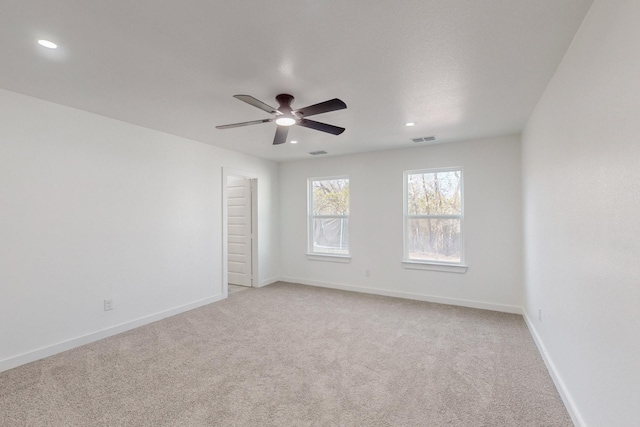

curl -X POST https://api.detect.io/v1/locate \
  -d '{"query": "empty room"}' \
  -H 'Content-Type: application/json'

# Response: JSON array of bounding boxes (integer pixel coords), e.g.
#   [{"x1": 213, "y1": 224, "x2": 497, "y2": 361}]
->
[{"x1": 1, "y1": 0, "x2": 638, "y2": 426}]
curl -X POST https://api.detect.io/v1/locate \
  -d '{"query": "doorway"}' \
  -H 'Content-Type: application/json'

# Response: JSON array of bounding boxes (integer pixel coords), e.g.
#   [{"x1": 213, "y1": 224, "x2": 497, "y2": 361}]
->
[{"x1": 225, "y1": 174, "x2": 257, "y2": 291}]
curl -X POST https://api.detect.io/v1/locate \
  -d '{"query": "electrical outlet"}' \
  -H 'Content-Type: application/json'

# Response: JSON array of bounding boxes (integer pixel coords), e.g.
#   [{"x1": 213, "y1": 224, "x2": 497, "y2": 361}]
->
[
  {"x1": 104, "y1": 299, "x2": 114, "y2": 311},
  {"x1": 538, "y1": 308, "x2": 542, "y2": 321}
]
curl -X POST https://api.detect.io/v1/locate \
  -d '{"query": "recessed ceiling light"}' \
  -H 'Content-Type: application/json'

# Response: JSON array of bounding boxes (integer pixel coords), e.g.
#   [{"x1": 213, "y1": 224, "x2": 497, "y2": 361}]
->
[
  {"x1": 38, "y1": 40, "x2": 58, "y2": 49},
  {"x1": 290, "y1": 140, "x2": 298, "y2": 144},
  {"x1": 405, "y1": 122, "x2": 415, "y2": 127}
]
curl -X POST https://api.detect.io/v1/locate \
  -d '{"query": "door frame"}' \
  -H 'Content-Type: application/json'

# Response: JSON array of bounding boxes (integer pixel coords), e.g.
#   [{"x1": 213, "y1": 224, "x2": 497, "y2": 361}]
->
[{"x1": 222, "y1": 168, "x2": 258, "y2": 298}]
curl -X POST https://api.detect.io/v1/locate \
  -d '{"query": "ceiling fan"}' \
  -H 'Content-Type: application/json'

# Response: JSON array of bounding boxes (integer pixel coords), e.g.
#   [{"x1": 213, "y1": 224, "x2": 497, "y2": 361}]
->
[{"x1": 216, "y1": 94, "x2": 347, "y2": 145}]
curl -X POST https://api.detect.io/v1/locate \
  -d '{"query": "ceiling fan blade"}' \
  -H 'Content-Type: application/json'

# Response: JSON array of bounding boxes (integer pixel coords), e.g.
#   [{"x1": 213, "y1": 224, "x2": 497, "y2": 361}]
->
[
  {"x1": 273, "y1": 125, "x2": 289, "y2": 145},
  {"x1": 234, "y1": 95, "x2": 279, "y2": 114},
  {"x1": 297, "y1": 119, "x2": 345, "y2": 135},
  {"x1": 216, "y1": 118, "x2": 273, "y2": 129},
  {"x1": 294, "y1": 98, "x2": 347, "y2": 117}
]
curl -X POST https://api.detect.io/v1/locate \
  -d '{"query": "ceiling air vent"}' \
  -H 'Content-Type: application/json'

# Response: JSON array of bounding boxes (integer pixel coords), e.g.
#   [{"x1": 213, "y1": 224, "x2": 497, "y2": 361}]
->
[
  {"x1": 412, "y1": 136, "x2": 436, "y2": 143},
  {"x1": 309, "y1": 150, "x2": 328, "y2": 156}
]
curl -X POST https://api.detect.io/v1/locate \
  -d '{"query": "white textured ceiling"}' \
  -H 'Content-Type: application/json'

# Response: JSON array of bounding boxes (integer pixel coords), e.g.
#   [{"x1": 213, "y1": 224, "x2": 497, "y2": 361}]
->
[{"x1": 0, "y1": 0, "x2": 593, "y2": 161}]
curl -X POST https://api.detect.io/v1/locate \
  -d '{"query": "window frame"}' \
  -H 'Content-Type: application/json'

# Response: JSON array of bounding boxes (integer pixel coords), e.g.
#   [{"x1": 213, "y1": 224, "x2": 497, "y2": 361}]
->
[
  {"x1": 307, "y1": 175, "x2": 351, "y2": 259},
  {"x1": 402, "y1": 167, "x2": 467, "y2": 271}
]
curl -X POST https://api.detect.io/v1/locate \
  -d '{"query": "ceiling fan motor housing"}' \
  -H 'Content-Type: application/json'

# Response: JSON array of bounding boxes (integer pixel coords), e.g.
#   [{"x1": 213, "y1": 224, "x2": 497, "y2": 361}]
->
[{"x1": 276, "y1": 94, "x2": 295, "y2": 114}]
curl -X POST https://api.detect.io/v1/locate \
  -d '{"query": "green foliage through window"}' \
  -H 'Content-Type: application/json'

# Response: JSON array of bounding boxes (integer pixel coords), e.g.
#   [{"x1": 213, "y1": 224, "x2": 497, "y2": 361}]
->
[{"x1": 312, "y1": 179, "x2": 349, "y2": 215}]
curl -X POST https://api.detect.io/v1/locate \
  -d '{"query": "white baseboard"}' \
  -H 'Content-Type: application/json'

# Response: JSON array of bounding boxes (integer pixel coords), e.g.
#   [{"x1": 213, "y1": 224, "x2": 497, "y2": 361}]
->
[
  {"x1": 523, "y1": 312, "x2": 585, "y2": 427},
  {"x1": 258, "y1": 276, "x2": 281, "y2": 288},
  {"x1": 280, "y1": 277, "x2": 522, "y2": 314},
  {"x1": 0, "y1": 294, "x2": 226, "y2": 373}
]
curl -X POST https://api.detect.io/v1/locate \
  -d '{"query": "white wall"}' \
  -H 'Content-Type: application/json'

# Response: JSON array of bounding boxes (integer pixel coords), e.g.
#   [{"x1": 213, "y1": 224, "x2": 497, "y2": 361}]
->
[
  {"x1": 279, "y1": 135, "x2": 523, "y2": 312},
  {"x1": 522, "y1": 0, "x2": 640, "y2": 425},
  {"x1": 0, "y1": 89, "x2": 279, "y2": 371}
]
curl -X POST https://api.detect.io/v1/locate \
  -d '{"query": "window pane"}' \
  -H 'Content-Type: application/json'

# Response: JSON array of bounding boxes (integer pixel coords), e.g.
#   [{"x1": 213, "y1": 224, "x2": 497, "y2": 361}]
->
[
  {"x1": 407, "y1": 171, "x2": 461, "y2": 215},
  {"x1": 312, "y1": 218, "x2": 349, "y2": 255},
  {"x1": 312, "y1": 179, "x2": 349, "y2": 215},
  {"x1": 407, "y1": 218, "x2": 461, "y2": 263}
]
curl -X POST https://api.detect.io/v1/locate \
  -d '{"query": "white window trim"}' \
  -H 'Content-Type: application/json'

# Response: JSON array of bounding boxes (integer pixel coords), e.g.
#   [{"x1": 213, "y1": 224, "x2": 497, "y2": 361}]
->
[
  {"x1": 402, "y1": 167, "x2": 466, "y2": 273},
  {"x1": 307, "y1": 175, "x2": 350, "y2": 258},
  {"x1": 401, "y1": 260, "x2": 468, "y2": 273},
  {"x1": 306, "y1": 253, "x2": 352, "y2": 263}
]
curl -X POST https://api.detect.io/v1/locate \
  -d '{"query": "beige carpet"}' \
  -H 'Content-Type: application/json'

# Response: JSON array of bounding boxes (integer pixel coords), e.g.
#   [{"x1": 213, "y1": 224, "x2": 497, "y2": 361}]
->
[
  {"x1": 228, "y1": 284, "x2": 250, "y2": 295},
  {"x1": 1, "y1": 282, "x2": 571, "y2": 426}
]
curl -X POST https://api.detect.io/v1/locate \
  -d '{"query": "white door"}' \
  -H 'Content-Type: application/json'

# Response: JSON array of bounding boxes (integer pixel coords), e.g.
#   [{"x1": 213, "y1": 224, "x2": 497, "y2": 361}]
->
[{"x1": 227, "y1": 175, "x2": 252, "y2": 286}]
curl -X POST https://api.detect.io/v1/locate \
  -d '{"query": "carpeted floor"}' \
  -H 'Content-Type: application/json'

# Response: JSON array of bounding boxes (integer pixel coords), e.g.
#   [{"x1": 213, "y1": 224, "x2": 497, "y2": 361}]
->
[
  {"x1": 228, "y1": 284, "x2": 250, "y2": 295},
  {"x1": 1, "y1": 282, "x2": 571, "y2": 426}
]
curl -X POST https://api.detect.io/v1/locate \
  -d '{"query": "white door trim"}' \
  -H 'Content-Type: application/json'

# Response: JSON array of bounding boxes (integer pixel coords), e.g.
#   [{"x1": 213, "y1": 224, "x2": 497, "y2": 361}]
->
[{"x1": 222, "y1": 168, "x2": 259, "y2": 298}]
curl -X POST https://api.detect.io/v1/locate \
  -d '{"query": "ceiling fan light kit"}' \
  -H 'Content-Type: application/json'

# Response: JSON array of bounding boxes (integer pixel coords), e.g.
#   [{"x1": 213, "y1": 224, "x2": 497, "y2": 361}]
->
[
  {"x1": 216, "y1": 93, "x2": 347, "y2": 145},
  {"x1": 275, "y1": 116, "x2": 296, "y2": 126}
]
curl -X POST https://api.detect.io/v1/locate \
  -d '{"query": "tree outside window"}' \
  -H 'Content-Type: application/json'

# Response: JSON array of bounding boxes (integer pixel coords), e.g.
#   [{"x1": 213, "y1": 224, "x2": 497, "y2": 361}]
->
[
  {"x1": 404, "y1": 168, "x2": 463, "y2": 264},
  {"x1": 308, "y1": 177, "x2": 349, "y2": 255}
]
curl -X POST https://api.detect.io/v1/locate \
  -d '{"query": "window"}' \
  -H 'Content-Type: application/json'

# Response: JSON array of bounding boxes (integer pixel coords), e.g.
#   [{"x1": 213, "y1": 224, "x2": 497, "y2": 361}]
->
[
  {"x1": 308, "y1": 177, "x2": 349, "y2": 256},
  {"x1": 404, "y1": 168, "x2": 463, "y2": 265}
]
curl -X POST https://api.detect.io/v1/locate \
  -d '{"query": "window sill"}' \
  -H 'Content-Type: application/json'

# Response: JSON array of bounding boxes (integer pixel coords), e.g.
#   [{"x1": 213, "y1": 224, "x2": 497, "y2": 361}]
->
[
  {"x1": 401, "y1": 260, "x2": 468, "y2": 274},
  {"x1": 306, "y1": 253, "x2": 352, "y2": 263}
]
